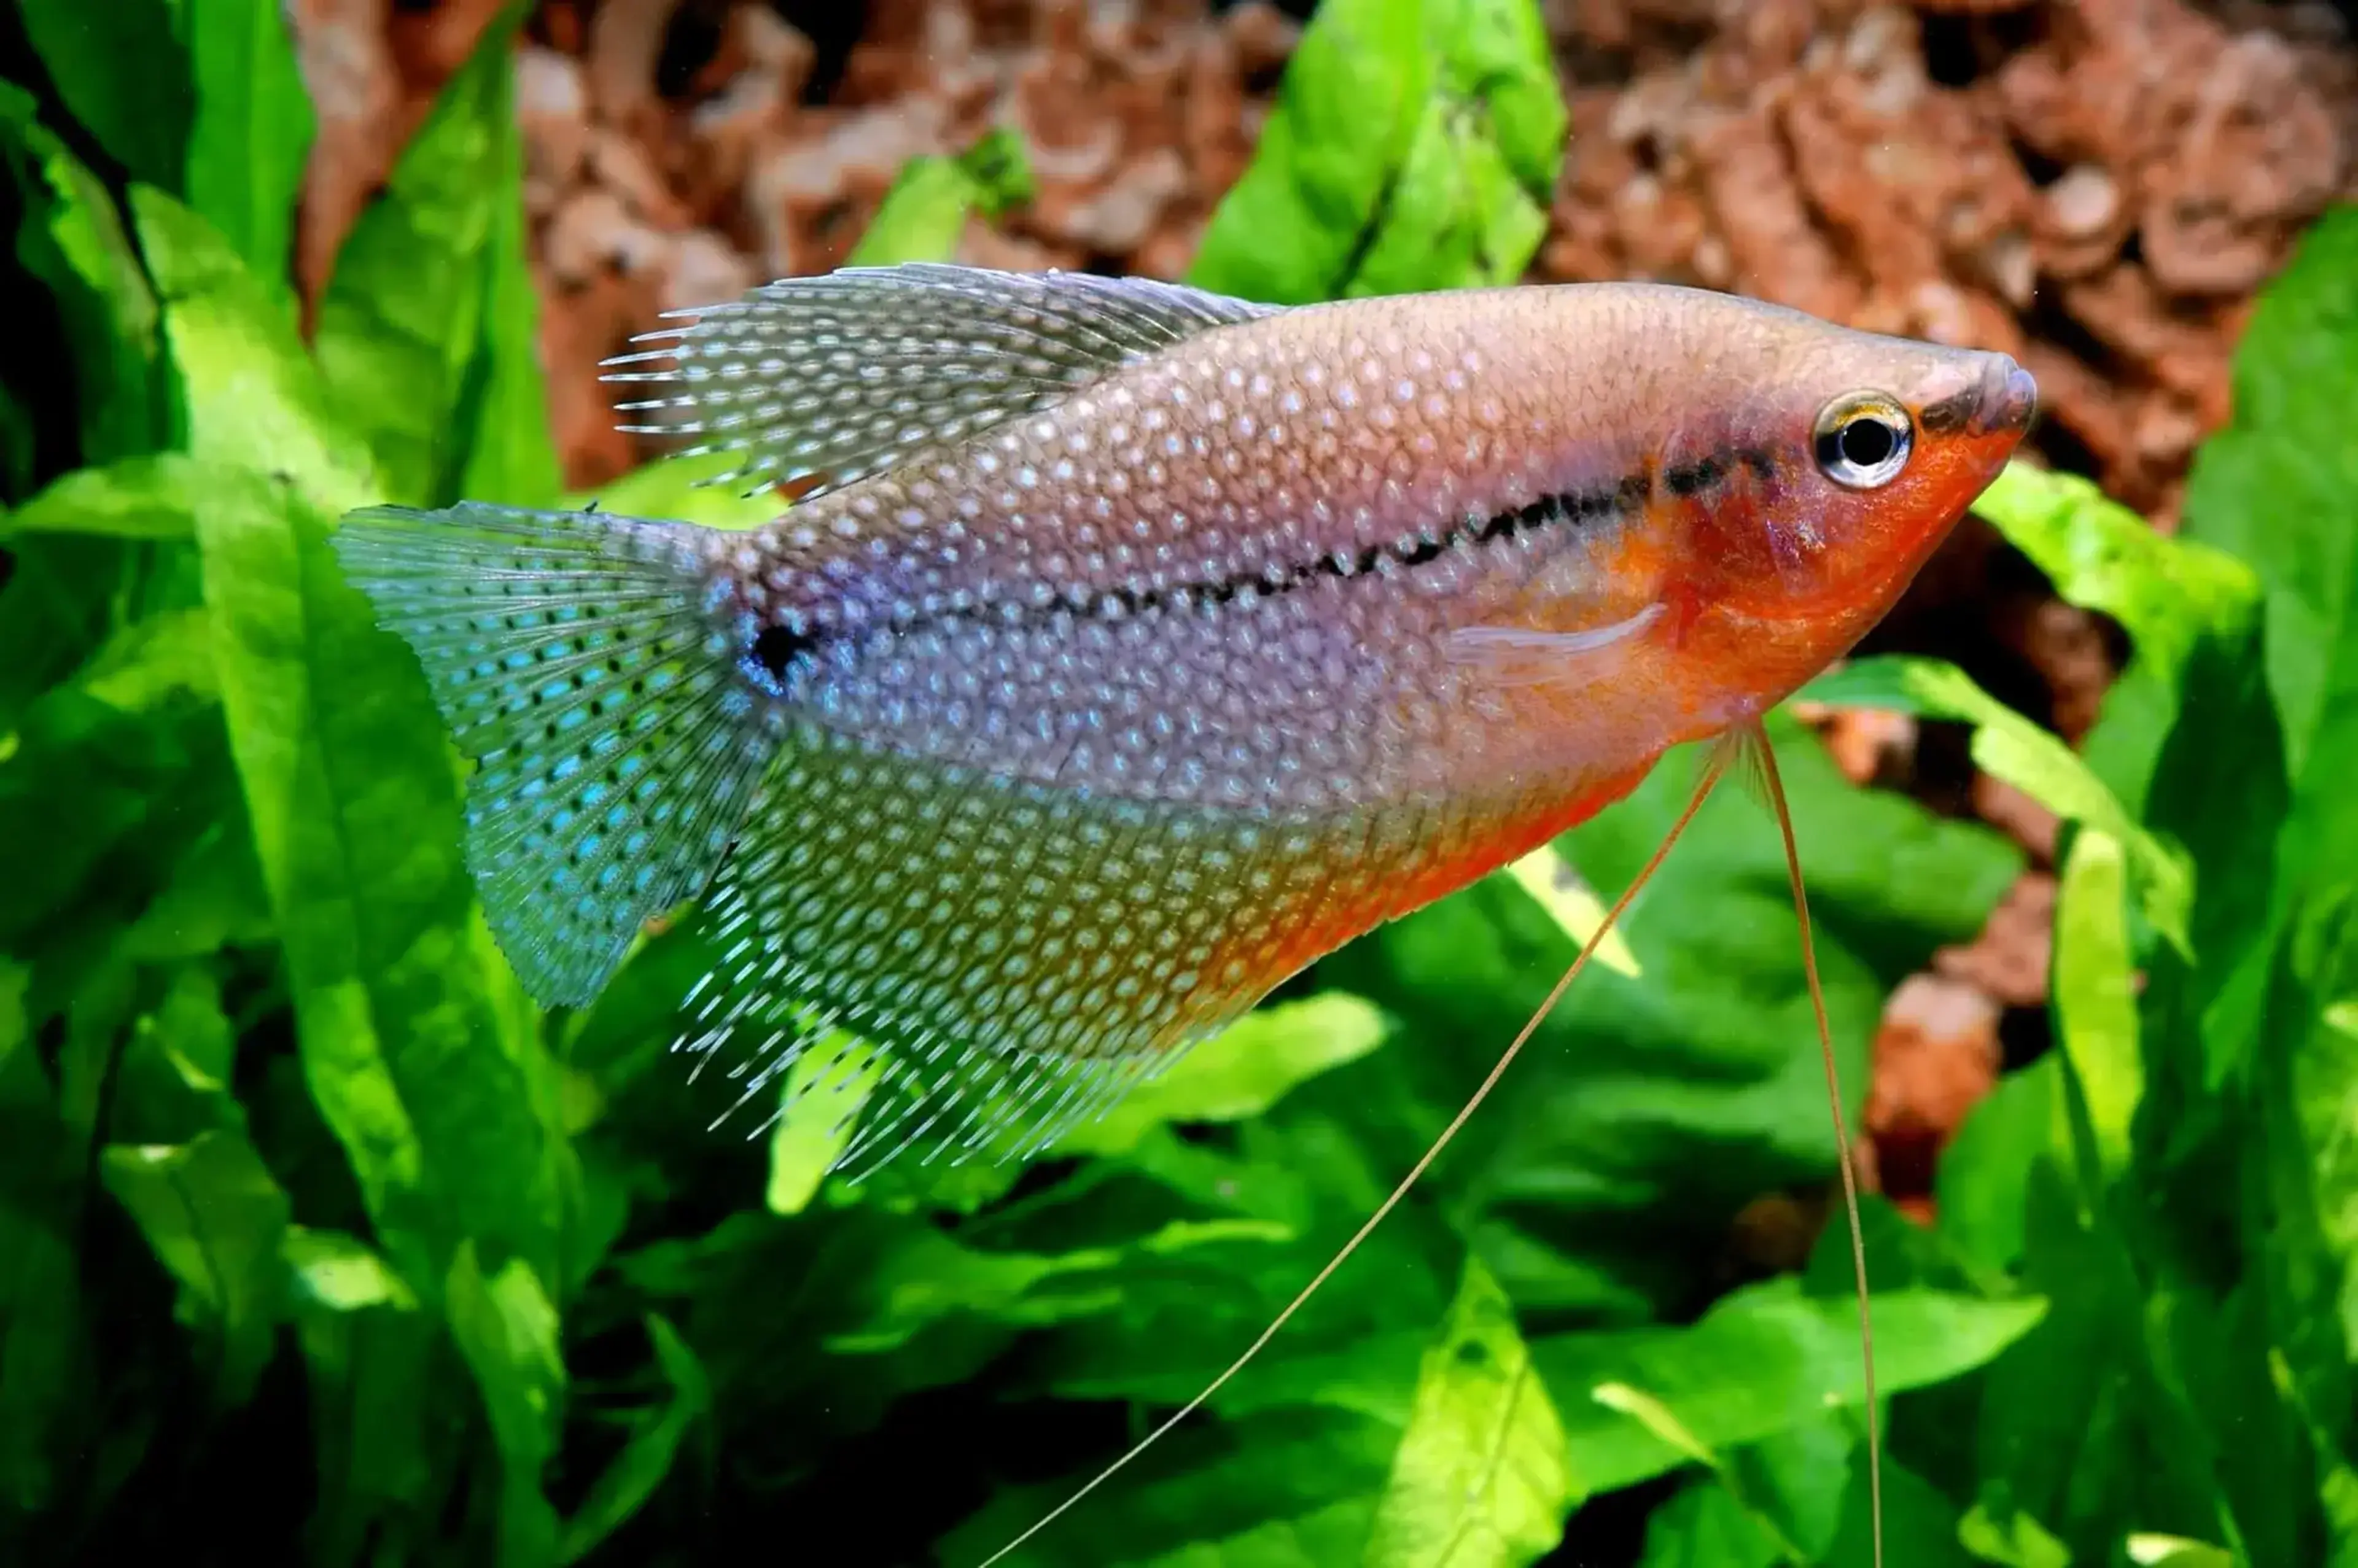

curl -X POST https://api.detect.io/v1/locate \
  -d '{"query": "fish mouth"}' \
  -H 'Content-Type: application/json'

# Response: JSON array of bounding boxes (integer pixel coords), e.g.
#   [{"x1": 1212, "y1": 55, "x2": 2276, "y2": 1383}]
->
[
  {"x1": 1915, "y1": 354, "x2": 2037, "y2": 440},
  {"x1": 1971, "y1": 356, "x2": 2038, "y2": 437}
]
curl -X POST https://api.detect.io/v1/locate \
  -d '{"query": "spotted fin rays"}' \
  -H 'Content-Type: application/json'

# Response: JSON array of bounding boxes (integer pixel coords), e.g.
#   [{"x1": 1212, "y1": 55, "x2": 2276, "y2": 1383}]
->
[
  {"x1": 602, "y1": 263, "x2": 1279, "y2": 500},
  {"x1": 333, "y1": 502, "x2": 779, "y2": 1007}
]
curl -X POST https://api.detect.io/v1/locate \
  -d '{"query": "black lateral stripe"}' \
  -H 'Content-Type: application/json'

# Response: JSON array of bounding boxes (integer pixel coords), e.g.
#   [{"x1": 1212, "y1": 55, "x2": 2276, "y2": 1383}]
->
[
  {"x1": 1100, "y1": 472, "x2": 1643, "y2": 618},
  {"x1": 1663, "y1": 455, "x2": 1721, "y2": 497},
  {"x1": 760, "y1": 457, "x2": 1711, "y2": 671}
]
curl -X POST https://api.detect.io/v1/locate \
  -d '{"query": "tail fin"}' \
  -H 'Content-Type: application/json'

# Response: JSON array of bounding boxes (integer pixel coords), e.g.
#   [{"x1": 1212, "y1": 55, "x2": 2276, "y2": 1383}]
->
[{"x1": 332, "y1": 502, "x2": 779, "y2": 1007}]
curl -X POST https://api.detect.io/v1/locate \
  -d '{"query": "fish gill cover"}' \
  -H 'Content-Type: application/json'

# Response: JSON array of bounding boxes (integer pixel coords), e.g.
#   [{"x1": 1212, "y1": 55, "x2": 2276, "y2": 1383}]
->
[{"x1": 0, "y1": 2, "x2": 2352, "y2": 1567}]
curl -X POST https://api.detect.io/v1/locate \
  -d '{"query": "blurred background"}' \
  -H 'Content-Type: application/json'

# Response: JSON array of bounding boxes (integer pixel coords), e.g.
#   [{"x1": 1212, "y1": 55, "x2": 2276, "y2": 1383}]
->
[{"x1": 2, "y1": 1, "x2": 2356, "y2": 1565}]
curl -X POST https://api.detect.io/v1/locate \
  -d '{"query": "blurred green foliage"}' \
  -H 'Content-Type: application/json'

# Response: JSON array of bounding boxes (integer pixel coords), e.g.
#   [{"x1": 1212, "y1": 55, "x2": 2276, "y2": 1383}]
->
[{"x1": 1, "y1": 1, "x2": 2354, "y2": 1564}]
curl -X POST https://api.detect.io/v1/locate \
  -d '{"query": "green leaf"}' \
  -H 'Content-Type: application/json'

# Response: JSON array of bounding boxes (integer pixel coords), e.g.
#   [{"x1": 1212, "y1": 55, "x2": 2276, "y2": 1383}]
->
[
  {"x1": 0, "y1": 88, "x2": 175, "y2": 462},
  {"x1": 1800, "y1": 655, "x2": 2190, "y2": 957},
  {"x1": 446, "y1": 1243, "x2": 566, "y2": 1568},
  {"x1": 941, "y1": 1407, "x2": 1400, "y2": 1568},
  {"x1": 117, "y1": 790, "x2": 274, "y2": 964},
  {"x1": 2176, "y1": 209, "x2": 2358, "y2": 956},
  {"x1": 284, "y1": 1225, "x2": 419, "y2": 1314},
  {"x1": 1040, "y1": 1293, "x2": 1431, "y2": 1426},
  {"x1": 2128, "y1": 578, "x2": 2289, "y2": 1097},
  {"x1": 956, "y1": 126, "x2": 1038, "y2": 215},
  {"x1": 1531, "y1": 1279, "x2": 2047, "y2": 1494},
  {"x1": 2125, "y1": 1535, "x2": 2235, "y2": 1568},
  {"x1": 131, "y1": 188, "x2": 375, "y2": 500},
  {"x1": 111, "y1": 963, "x2": 240, "y2": 1139},
  {"x1": 1974, "y1": 462, "x2": 2256, "y2": 700},
  {"x1": 1590, "y1": 1381, "x2": 1726, "y2": 1475},
  {"x1": 291, "y1": 1297, "x2": 444, "y2": 1566},
  {"x1": 1829, "y1": 1457, "x2": 1976, "y2": 1568},
  {"x1": 0, "y1": 607, "x2": 231, "y2": 970},
  {"x1": 557, "y1": 1314, "x2": 710, "y2": 1564},
  {"x1": 0, "y1": 959, "x2": 86, "y2": 1513},
  {"x1": 313, "y1": 12, "x2": 540, "y2": 508},
  {"x1": 15, "y1": 0, "x2": 193, "y2": 189},
  {"x1": 1057, "y1": 994, "x2": 1396, "y2": 1158},
  {"x1": 1959, "y1": 1500, "x2": 2073, "y2": 1568},
  {"x1": 1966, "y1": 1171, "x2": 2232, "y2": 1565},
  {"x1": 141, "y1": 188, "x2": 571, "y2": 1293},
  {"x1": 0, "y1": 967, "x2": 150, "y2": 1518},
  {"x1": 2290, "y1": 897, "x2": 2358, "y2": 1359},
  {"x1": 185, "y1": 462, "x2": 569, "y2": 1291},
  {"x1": 279, "y1": 1217, "x2": 453, "y2": 1565},
  {"x1": 1189, "y1": 0, "x2": 1562, "y2": 303},
  {"x1": 182, "y1": 0, "x2": 314, "y2": 292},
  {"x1": 1437, "y1": 0, "x2": 1565, "y2": 193},
  {"x1": 1936, "y1": 1056, "x2": 2068, "y2": 1276},
  {"x1": 456, "y1": 22, "x2": 562, "y2": 510},
  {"x1": 1498, "y1": 842, "x2": 1641, "y2": 978},
  {"x1": 848, "y1": 128, "x2": 1038, "y2": 267},
  {"x1": 59, "y1": 593, "x2": 216, "y2": 716},
  {"x1": 2052, "y1": 829, "x2": 2142, "y2": 1177},
  {"x1": 1342, "y1": 97, "x2": 1544, "y2": 298},
  {"x1": 846, "y1": 153, "x2": 975, "y2": 265},
  {"x1": 825, "y1": 1217, "x2": 1291, "y2": 1357},
  {"x1": 0, "y1": 451, "x2": 202, "y2": 541},
  {"x1": 1637, "y1": 1479, "x2": 1785, "y2": 1568},
  {"x1": 0, "y1": 538, "x2": 128, "y2": 730},
  {"x1": 765, "y1": 1032, "x2": 883, "y2": 1215},
  {"x1": 99, "y1": 1127, "x2": 290, "y2": 1403},
  {"x1": 1362, "y1": 1256, "x2": 1577, "y2": 1568},
  {"x1": 1972, "y1": 461, "x2": 2262, "y2": 813},
  {"x1": 2251, "y1": 887, "x2": 2358, "y2": 1558},
  {"x1": 1188, "y1": 0, "x2": 1430, "y2": 303},
  {"x1": 1636, "y1": 1416, "x2": 1897, "y2": 1568},
  {"x1": 2178, "y1": 207, "x2": 2358, "y2": 785}
]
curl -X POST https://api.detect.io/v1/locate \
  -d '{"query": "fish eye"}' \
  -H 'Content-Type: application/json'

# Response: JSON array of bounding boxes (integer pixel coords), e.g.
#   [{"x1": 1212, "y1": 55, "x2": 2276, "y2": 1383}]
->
[{"x1": 1812, "y1": 393, "x2": 1913, "y2": 489}]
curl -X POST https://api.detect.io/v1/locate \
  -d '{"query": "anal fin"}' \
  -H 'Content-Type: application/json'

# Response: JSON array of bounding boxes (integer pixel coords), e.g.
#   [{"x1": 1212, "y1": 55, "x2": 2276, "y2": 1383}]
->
[{"x1": 673, "y1": 727, "x2": 1382, "y2": 1177}]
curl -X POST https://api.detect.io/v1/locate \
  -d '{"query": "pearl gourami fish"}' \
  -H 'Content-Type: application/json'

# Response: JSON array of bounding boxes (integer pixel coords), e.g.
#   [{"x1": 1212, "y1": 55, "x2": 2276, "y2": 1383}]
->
[{"x1": 331, "y1": 264, "x2": 2034, "y2": 1558}]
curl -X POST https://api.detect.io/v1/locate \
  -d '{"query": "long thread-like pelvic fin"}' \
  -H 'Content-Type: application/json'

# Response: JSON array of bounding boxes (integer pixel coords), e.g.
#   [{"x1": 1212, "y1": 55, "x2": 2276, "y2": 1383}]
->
[
  {"x1": 1727, "y1": 720, "x2": 1881, "y2": 1568},
  {"x1": 973, "y1": 747, "x2": 1733, "y2": 1568},
  {"x1": 332, "y1": 502, "x2": 778, "y2": 1006}
]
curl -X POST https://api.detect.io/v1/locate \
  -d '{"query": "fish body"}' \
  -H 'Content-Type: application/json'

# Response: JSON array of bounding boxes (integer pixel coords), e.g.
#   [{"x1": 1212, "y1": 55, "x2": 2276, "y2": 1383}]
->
[{"x1": 332, "y1": 266, "x2": 2033, "y2": 1171}]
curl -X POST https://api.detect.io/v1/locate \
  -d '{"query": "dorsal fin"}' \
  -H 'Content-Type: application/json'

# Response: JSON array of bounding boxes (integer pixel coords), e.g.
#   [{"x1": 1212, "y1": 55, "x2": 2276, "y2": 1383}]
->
[{"x1": 601, "y1": 263, "x2": 1282, "y2": 502}]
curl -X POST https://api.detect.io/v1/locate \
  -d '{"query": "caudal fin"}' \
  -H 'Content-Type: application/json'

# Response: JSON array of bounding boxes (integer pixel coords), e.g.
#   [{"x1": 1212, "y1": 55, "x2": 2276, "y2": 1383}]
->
[{"x1": 332, "y1": 502, "x2": 779, "y2": 1006}]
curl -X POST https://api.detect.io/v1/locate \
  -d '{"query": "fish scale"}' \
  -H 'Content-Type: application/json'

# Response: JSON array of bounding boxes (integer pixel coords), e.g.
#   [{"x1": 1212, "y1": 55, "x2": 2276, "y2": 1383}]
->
[{"x1": 333, "y1": 263, "x2": 2033, "y2": 1171}]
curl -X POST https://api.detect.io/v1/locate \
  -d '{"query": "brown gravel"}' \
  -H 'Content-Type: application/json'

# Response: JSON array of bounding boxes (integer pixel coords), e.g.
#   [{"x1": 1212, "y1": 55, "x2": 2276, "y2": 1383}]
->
[{"x1": 1866, "y1": 972, "x2": 2005, "y2": 1217}]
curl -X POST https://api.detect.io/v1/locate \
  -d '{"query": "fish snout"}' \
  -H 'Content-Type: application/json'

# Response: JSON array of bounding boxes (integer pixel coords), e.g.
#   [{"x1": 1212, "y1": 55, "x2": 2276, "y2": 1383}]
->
[{"x1": 1972, "y1": 355, "x2": 2038, "y2": 437}]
